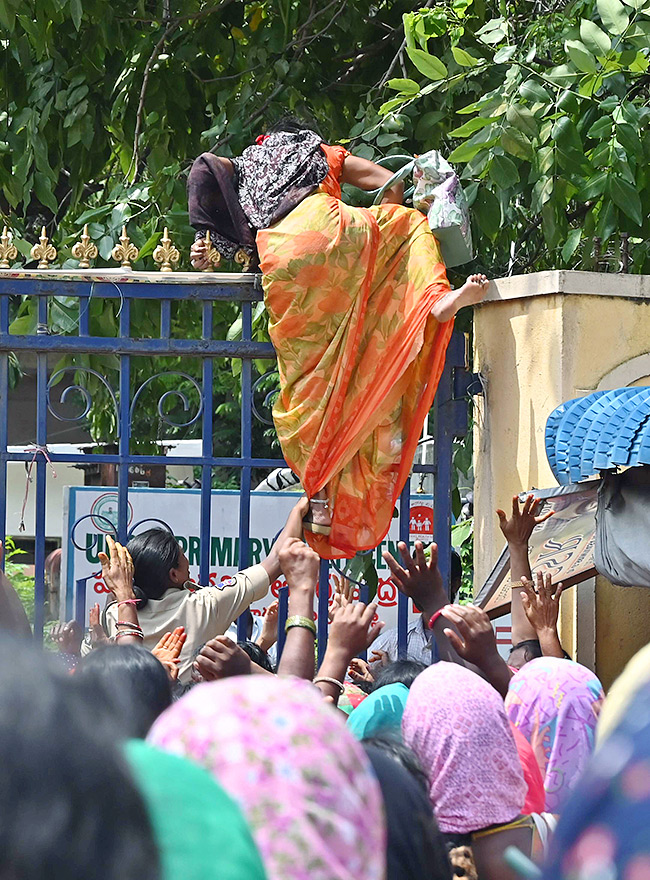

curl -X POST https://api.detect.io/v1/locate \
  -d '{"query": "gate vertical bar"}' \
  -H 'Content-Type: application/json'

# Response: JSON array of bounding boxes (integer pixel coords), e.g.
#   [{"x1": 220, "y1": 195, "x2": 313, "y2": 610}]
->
[
  {"x1": 397, "y1": 481, "x2": 410, "y2": 659},
  {"x1": 200, "y1": 301, "x2": 213, "y2": 586},
  {"x1": 0, "y1": 294, "x2": 9, "y2": 571},
  {"x1": 237, "y1": 300, "x2": 253, "y2": 641},
  {"x1": 433, "y1": 339, "x2": 460, "y2": 596},
  {"x1": 117, "y1": 296, "x2": 131, "y2": 544},
  {"x1": 33, "y1": 296, "x2": 49, "y2": 640},
  {"x1": 317, "y1": 558, "x2": 329, "y2": 666},
  {"x1": 0, "y1": 296, "x2": 8, "y2": 565}
]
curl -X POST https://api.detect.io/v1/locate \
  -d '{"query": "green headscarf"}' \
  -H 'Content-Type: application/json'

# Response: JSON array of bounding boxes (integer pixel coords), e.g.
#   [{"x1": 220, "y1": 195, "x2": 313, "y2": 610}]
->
[
  {"x1": 346, "y1": 683, "x2": 409, "y2": 741},
  {"x1": 125, "y1": 739, "x2": 267, "y2": 880}
]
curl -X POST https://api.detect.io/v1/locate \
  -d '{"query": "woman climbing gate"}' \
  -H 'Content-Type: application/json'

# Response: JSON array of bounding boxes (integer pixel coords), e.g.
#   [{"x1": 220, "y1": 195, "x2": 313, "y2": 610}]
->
[{"x1": 189, "y1": 119, "x2": 488, "y2": 559}]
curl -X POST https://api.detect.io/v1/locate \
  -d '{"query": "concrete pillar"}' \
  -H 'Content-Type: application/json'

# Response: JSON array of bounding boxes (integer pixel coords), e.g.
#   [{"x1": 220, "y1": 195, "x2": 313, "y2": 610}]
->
[{"x1": 473, "y1": 270, "x2": 650, "y2": 689}]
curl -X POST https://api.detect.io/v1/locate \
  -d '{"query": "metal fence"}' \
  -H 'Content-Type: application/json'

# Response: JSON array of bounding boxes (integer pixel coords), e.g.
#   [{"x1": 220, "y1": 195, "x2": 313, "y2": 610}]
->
[{"x1": 0, "y1": 267, "x2": 470, "y2": 661}]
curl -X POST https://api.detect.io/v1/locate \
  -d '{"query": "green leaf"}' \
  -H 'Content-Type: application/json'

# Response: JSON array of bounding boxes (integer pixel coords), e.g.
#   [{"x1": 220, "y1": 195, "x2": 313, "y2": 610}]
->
[
  {"x1": 531, "y1": 175, "x2": 554, "y2": 212},
  {"x1": 451, "y1": 46, "x2": 481, "y2": 67},
  {"x1": 386, "y1": 78, "x2": 420, "y2": 95},
  {"x1": 406, "y1": 47, "x2": 448, "y2": 81},
  {"x1": 519, "y1": 79, "x2": 552, "y2": 103},
  {"x1": 506, "y1": 103, "x2": 538, "y2": 137},
  {"x1": 448, "y1": 140, "x2": 488, "y2": 163},
  {"x1": 597, "y1": 0, "x2": 630, "y2": 34},
  {"x1": 448, "y1": 116, "x2": 493, "y2": 137},
  {"x1": 562, "y1": 228, "x2": 582, "y2": 261},
  {"x1": 552, "y1": 116, "x2": 584, "y2": 153},
  {"x1": 587, "y1": 116, "x2": 613, "y2": 138},
  {"x1": 474, "y1": 186, "x2": 501, "y2": 237},
  {"x1": 490, "y1": 154, "x2": 520, "y2": 188},
  {"x1": 500, "y1": 127, "x2": 533, "y2": 160},
  {"x1": 577, "y1": 171, "x2": 608, "y2": 199},
  {"x1": 607, "y1": 175, "x2": 643, "y2": 225},
  {"x1": 547, "y1": 64, "x2": 582, "y2": 86},
  {"x1": 565, "y1": 39, "x2": 597, "y2": 73},
  {"x1": 34, "y1": 172, "x2": 58, "y2": 213},
  {"x1": 379, "y1": 98, "x2": 406, "y2": 115},
  {"x1": 68, "y1": 0, "x2": 83, "y2": 30},
  {"x1": 616, "y1": 122, "x2": 644, "y2": 157},
  {"x1": 493, "y1": 45, "x2": 517, "y2": 62},
  {"x1": 580, "y1": 19, "x2": 612, "y2": 54}
]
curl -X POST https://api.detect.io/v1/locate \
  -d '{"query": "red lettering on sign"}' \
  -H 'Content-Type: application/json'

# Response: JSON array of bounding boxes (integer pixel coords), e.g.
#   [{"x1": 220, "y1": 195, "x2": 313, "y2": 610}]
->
[{"x1": 377, "y1": 578, "x2": 397, "y2": 607}]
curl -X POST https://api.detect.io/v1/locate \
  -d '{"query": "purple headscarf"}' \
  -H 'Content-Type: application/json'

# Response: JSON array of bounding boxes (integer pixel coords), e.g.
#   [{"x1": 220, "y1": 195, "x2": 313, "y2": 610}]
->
[
  {"x1": 505, "y1": 657, "x2": 604, "y2": 813},
  {"x1": 402, "y1": 662, "x2": 526, "y2": 834}
]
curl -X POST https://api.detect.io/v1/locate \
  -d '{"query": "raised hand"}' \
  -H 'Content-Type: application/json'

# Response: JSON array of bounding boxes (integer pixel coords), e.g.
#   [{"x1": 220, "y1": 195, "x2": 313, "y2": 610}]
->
[
  {"x1": 52, "y1": 620, "x2": 83, "y2": 655},
  {"x1": 152, "y1": 626, "x2": 187, "y2": 680},
  {"x1": 88, "y1": 603, "x2": 109, "y2": 645},
  {"x1": 348, "y1": 657, "x2": 375, "y2": 685},
  {"x1": 440, "y1": 603, "x2": 513, "y2": 697},
  {"x1": 278, "y1": 536, "x2": 320, "y2": 591},
  {"x1": 520, "y1": 572, "x2": 564, "y2": 634},
  {"x1": 193, "y1": 636, "x2": 251, "y2": 682},
  {"x1": 382, "y1": 540, "x2": 445, "y2": 616},
  {"x1": 257, "y1": 600, "x2": 279, "y2": 652},
  {"x1": 440, "y1": 604, "x2": 499, "y2": 667},
  {"x1": 328, "y1": 601, "x2": 384, "y2": 659},
  {"x1": 496, "y1": 494, "x2": 554, "y2": 548},
  {"x1": 97, "y1": 536, "x2": 135, "y2": 601}
]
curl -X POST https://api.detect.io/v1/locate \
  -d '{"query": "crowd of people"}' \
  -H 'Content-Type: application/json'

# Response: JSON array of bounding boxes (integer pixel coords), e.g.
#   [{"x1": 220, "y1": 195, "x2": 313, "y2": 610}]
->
[{"x1": 0, "y1": 491, "x2": 648, "y2": 880}]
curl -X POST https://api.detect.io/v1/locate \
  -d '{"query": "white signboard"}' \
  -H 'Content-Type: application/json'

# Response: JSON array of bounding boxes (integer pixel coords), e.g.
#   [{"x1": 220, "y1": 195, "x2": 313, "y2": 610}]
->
[{"x1": 62, "y1": 487, "x2": 436, "y2": 629}]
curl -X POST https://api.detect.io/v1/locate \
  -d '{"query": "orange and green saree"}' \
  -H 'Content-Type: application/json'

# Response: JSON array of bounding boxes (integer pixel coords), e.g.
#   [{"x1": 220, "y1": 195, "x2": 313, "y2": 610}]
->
[{"x1": 257, "y1": 145, "x2": 454, "y2": 559}]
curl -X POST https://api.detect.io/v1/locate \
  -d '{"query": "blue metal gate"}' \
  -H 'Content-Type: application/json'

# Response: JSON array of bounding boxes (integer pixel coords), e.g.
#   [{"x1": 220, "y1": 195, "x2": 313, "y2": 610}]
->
[{"x1": 0, "y1": 266, "x2": 469, "y2": 661}]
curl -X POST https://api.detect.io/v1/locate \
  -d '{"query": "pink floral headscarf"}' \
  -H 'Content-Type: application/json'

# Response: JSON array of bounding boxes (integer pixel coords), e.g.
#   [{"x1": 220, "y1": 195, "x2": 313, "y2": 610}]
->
[
  {"x1": 505, "y1": 657, "x2": 604, "y2": 813},
  {"x1": 402, "y1": 662, "x2": 526, "y2": 834},
  {"x1": 148, "y1": 676, "x2": 386, "y2": 880}
]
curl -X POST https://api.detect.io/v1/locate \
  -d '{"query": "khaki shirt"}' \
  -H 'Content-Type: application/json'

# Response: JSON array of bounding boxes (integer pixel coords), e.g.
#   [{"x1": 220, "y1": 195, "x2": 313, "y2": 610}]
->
[{"x1": 105, "y1": 564, "x2": 270, "y2": 683}]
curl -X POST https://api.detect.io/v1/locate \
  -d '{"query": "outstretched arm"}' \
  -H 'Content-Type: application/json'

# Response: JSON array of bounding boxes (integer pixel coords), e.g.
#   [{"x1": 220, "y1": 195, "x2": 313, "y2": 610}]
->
[
  {"x1": 519, "y1": 572, "x2": 565, "y2": 659},
  {"x1": 496, "y1": 494, "x2": 554, "y2": 645},
  {"x1": 261, "y1": 496, "x2": 310, "y2": 583},
  {"x1": 276, "y1": 537, "x2": 318, "y2": 681},
  {"x1": 340, "y1": 154, "x2": 404, "y2": 204}
]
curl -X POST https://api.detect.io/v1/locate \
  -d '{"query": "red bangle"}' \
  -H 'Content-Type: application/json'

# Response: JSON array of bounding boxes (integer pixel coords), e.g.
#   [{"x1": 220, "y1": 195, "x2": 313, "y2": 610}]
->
[
  {"x1": 428, "y1": 610, "x2": 444, "y2": 630},
  {"x1": 117, "y1": 599, "x2": 138, "y2": 606},
  {"x1": 116, "y1": 620, "x2": 142, "y2": 628}
]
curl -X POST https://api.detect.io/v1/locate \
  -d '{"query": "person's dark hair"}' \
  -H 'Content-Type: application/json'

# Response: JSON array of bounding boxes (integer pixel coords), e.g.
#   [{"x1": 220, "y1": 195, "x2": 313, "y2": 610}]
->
[
  {"x1": 238, "y1": 639, "x2": 275, "y2": 673},
  {"x1": 77, "y1": 644, "x2": 172, "y2": 739},
  {"x1": 450, "y1": 549, "x2": 462, "y2": 601},
  {"x1": 363, "y1": 740, "x2": 451, "y2": 880},
  {"x1": 363, "y1": 734, "x2": 429, "y2": 793},
  {"x1": 372, "y1": 660, "x2": 427, "y2": 691},
  {"x1": 126, "y1": 528, "x2": 180, "y2": 606},
  {"x1": 266, "y1": 113, "x2": 321, "y2": 137},
  {"x1": 508, "y1": 638, "x2": 544, "y2": 669},
  {"x1": 0, "y1": 637, "x2": 160, "y2": 880}
]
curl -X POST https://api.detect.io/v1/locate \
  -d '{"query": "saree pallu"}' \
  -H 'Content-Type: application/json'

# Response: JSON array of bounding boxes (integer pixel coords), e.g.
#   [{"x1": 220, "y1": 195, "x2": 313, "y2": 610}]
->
[{"x1": 257, "y1": 192, "x2": 453, "y2": 559}]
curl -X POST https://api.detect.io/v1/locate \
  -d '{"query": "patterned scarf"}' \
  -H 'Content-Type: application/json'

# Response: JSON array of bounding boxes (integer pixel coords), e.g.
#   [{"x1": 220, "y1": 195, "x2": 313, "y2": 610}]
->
[
  {"x1": 505, "y1": 657, "x2": 604, "y2": 813},
  {"x1": 147, "y1": 676, "x2": 386, "y2": 880},
  {"x1": 187, "y1": 130, "x2": 328, "y2": 263},
  {"x1": 402, "y1": 662, "x2": 526, "y2": 834}
]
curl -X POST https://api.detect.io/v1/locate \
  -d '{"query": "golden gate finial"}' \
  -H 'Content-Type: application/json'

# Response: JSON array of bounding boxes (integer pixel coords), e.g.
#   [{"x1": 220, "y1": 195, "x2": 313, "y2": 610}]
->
[
  {"x1": 201, "y1": 230, "x2": 221, "y2": 272},
  {"x1": 71, "y1": 225, "x2": 98, "y2": 268},
  {"x1": 0, "y1": 226, "x2": 18, "y2": 269},
  {"x1": 111, "y1": 226, "x2": 139, "y2": 269},
  {"x1": 30, "y1": 226, "x2": 57, "y2": 269},
  {"x1": 153, "y1": 227, "x2": 180, "y2": 272}
]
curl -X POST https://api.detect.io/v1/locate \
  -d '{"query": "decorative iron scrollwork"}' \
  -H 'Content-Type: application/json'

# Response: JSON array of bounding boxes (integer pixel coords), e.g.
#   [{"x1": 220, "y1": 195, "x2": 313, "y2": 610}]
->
[
  {"x1": 31, "y1": 226, "x2": 57, "y2": 269},
  {"x1": 130, "y1": 371, "x2": 203, "y2": 429},
  {"x1": 111, "y1": 226, "x2": 139, "y2": 269},
  {"x1": 47, "y1": 367, "x2": 119, "y2": 430},
  {"x1": 0, "y1": 226, "x2": 18, "y2": 268},
  {"x1": 251, "y1": 370, "x2": 280, "y2": 425},
  {"x1": 71, "y1": 225, "x2": 98, "y2": 268}
]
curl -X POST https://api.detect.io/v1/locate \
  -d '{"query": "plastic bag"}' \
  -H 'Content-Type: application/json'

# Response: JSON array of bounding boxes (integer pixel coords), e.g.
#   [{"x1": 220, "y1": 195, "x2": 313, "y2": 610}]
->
[{"x1": 412, "y1": 151, "x2": 474, "y2": 268}]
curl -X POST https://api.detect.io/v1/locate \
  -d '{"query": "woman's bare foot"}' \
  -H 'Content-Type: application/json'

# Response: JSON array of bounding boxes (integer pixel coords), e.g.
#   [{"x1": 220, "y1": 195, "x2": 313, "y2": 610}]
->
[{"x1": 431, "y1": 274, "x2": 490, "y2": 322}]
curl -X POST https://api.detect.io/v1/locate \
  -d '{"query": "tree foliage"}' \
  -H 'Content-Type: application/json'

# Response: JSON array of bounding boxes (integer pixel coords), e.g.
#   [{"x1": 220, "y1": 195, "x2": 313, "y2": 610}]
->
[
  {"x1": 371, "y1": 0, "x2": 650, "y2": 274},
  {"x1": 2, "y1": 0, "x2": 649, "y2": 456}
]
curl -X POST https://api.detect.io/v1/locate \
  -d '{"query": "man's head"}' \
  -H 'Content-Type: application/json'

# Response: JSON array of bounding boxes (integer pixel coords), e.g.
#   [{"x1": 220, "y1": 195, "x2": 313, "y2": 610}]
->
[{"x1": 508, "y1": 638, "x2": 543, "y2": 670}]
